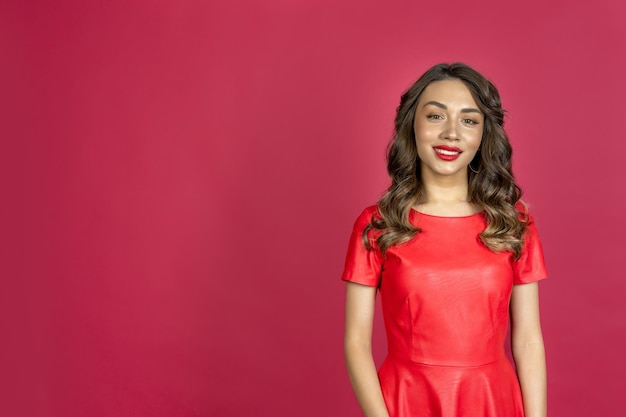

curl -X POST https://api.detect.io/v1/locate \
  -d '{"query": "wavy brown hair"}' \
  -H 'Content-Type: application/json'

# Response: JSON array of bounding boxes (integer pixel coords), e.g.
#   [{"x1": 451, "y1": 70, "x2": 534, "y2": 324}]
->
[{"x1": 364, "y1": 62, "x2": 529, "y2": 260}]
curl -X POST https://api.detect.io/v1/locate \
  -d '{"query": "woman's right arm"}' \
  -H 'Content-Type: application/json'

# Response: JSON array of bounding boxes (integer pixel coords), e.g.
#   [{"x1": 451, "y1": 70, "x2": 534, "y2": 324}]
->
[{"x1": 344, "y1": 281, "x2": 390, "y2": 417}]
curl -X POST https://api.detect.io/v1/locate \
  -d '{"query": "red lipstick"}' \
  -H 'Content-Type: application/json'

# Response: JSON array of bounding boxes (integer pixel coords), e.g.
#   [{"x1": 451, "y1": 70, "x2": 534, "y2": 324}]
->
[{"x1": 433, "y1": 145, "x2": 462, "y2": 161}]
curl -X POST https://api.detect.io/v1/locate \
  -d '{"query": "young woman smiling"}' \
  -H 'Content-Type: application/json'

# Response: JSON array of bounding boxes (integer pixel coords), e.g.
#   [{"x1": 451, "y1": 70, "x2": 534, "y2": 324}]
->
[{"x1": 342, "y1": 63, "x2": 547, "y2": 417}]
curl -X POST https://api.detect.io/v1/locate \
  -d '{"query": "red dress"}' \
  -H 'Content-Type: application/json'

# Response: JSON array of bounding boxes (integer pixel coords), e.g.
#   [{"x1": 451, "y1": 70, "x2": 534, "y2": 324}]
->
[{"x1": 342, "y1": 206, "x2": 547, "y2": 417}]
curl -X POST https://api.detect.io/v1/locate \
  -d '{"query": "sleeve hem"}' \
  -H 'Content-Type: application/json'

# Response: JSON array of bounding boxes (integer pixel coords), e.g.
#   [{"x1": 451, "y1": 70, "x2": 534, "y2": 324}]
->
[
  {"x1": 514, "y1": 274, "x2": 548, "y2": 285},
  {"x1": 341, "y1": 276, "x2": 379, "y2": 287}
]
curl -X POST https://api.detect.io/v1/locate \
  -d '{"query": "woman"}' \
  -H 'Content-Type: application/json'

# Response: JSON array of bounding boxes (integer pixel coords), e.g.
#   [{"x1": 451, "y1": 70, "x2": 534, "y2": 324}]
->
[{"x1": 342, "y1": 63, "x2": 547, "y2": 417}]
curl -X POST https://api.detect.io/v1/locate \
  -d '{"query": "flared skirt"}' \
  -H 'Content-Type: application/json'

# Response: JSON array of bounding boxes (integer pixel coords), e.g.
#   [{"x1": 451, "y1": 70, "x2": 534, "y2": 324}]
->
[{"x1": 378, "y1": 355, "x2": 524, "y2": 417}]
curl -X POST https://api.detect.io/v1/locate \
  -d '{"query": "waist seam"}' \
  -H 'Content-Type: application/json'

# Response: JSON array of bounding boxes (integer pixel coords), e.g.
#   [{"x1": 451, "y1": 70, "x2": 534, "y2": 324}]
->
[{"x1": 386, "y1": 353, "x2": 505, "y2": 368}]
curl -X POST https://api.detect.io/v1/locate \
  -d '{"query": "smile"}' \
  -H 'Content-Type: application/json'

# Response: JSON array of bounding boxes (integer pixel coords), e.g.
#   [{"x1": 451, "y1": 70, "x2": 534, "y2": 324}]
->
[
  {"x1": 435, "y1": 148, "x2": 460, "y2": 156},
  {"x1": 433, "y1": 146, "x2": 462, "y2": 161}
]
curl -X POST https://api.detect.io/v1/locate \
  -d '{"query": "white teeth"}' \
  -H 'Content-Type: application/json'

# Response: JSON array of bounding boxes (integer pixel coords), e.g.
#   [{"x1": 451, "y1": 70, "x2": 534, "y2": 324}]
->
[{"x1": 435, "y1": 148, "x2": 460, "y2": 156}]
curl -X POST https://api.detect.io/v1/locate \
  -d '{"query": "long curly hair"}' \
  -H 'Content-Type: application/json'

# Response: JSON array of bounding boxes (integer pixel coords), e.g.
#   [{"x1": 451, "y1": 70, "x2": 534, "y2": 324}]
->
[{"x1": 365, "y1": 62, "x2": 528, "y2": 260}]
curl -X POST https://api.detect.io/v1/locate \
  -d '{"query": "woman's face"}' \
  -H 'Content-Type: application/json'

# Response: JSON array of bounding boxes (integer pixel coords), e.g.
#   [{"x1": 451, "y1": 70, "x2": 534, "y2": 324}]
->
[{"x1": 413, "y1": 79, "x2": 484, "y2": 182}]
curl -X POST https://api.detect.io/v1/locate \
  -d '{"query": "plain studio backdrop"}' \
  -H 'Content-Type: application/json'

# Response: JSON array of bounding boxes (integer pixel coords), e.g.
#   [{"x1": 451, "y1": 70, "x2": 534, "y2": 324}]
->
[{"x1": 2, "y1": 0, "x2": 625, "y2": 416}]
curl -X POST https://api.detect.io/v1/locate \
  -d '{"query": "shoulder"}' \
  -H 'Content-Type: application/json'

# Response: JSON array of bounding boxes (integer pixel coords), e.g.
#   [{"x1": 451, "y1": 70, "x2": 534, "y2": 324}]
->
[
  {"x1": 352, "y1": 205, "x2": 381, "y2": 230},
  {"x1": 515, "y1": 200, "x2": 529, "y2": 217},
  {"x1": 515, "y1": 200, "x2": 537, "y2": 226}
]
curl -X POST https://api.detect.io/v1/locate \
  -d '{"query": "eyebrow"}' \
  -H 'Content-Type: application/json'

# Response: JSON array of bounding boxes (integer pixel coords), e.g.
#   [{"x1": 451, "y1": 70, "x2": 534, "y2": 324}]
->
[{"x1": 422, "y1": 100, "x2": 482, "y2": 114}]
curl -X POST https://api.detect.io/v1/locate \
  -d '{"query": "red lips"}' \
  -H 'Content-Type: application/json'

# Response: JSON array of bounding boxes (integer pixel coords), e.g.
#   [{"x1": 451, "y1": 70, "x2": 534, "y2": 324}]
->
[{"x1": 433, "y1": 145, "x2": 462, "y2": 161}]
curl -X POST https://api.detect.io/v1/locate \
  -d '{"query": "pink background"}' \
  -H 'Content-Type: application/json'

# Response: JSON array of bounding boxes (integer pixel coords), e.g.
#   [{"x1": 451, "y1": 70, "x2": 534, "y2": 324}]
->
[{"x1": 3, "y1": 0, "x2": 626, "y2": 416}]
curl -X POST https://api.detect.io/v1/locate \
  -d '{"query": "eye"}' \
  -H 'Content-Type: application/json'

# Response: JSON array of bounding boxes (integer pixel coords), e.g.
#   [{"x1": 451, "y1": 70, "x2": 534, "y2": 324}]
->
[
  {"x1": 462, "y1": 118, "x2": 479, "y2": 125},
  {"x1": 426, "y1": 114, "x2": 444, "y2": 120}
]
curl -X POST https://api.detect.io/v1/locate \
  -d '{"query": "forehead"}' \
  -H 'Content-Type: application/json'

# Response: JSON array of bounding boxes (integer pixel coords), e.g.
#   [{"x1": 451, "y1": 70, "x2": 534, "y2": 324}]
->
[{"x1": 419, "y1": 79, "x2": 478, "y2": 107}]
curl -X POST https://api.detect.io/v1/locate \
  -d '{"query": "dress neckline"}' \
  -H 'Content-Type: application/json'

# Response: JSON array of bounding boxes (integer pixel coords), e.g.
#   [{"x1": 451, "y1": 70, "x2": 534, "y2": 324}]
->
[{"x1": 410, "y1": 208, "x2": 485, "y2": 219}]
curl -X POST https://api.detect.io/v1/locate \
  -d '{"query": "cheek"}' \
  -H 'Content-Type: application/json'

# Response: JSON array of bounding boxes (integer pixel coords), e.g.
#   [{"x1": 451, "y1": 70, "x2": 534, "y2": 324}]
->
[
  {"x1": 416, "y1": 144, "x2": 429, "y2": 161},
  {"x1": 414, "y1": 123, "x2": 437, "y2": 145},
  {"x1": 414, "y1": 131, "x2": 433, "y2": 159},
  {"x1": 470, "y1": 129, "x2": 484, "y2": 150}
]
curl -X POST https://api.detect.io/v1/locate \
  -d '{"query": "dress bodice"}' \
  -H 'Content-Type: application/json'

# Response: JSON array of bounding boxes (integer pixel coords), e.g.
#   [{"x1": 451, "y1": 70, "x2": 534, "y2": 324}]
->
[{"x1": 342, "y1": 206, "x2": 547, "y2": 366}]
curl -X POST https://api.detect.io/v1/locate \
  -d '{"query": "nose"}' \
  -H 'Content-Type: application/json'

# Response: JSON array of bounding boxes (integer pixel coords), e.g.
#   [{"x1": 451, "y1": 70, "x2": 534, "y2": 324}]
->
[{"x1": 442, "y1": 120, "x2": 459, "y2": 141}]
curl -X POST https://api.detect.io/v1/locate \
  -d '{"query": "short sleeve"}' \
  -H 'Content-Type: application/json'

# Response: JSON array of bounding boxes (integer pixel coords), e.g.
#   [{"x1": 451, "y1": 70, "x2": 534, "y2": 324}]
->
[
  {"x1": 512, "y1": 215, "x2": 548, "y2": 284},
  {"x1": 341, "y1": 206, "x2": 384, "y2": 287}
]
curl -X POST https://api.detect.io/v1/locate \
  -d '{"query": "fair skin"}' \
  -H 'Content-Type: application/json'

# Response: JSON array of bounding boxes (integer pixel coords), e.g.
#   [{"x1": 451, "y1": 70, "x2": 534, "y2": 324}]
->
[
  {"x1": 344, "y1": 79, "x2": 546, "y2": 417},
  {"x1": 344, "y1": 282, "x2": 389, "y2": 417}
]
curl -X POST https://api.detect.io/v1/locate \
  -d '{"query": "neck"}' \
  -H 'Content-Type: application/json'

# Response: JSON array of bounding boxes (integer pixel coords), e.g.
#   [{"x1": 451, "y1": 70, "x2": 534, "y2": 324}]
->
[
  {"x1": 419, "y1": 170, "x2": 470, "y2": 204},
  {"x1": 414, "y1": 170, "x2": 480, "y2": 217},
  {"x1": 421, "y1": 184, "x2": 469, "y2": 205}
]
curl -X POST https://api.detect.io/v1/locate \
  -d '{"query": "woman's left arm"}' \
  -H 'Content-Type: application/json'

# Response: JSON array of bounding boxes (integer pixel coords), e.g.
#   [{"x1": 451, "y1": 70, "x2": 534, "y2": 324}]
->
[{"x1": 510, "y1": 282, "x2": 547, "y2": 417}]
